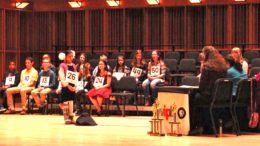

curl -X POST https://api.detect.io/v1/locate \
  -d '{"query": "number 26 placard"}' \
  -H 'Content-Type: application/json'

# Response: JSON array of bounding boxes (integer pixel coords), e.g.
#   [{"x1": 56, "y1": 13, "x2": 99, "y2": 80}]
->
[{"x1": 65, "y1": 70, "x2": 78, "y2": 85}]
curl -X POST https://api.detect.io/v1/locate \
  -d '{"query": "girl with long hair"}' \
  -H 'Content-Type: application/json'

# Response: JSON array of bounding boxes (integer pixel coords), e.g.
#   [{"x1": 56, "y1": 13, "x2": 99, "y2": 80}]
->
[
  {"x1": 142, "y1": 50, "x2": 166, "y2": 106},
  {"x1": 87, "y1": 60, "x2": 112, "y2": 116},
  {"x1": 231, "y1": 47, "x2": 248, "y2": 74}
]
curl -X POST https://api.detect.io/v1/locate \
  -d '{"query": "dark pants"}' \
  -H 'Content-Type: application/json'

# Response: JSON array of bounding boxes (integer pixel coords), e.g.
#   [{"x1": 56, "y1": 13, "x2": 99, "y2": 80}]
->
[
  {"x1": 75, "y1": 90, "x2": 86, "y2": 112},
  {"x1": 0, "y1": 89, "x2": 8, "y2": 108},
  {"x1": 190, "y1": 93, "x2": 212, "y2": 132}
]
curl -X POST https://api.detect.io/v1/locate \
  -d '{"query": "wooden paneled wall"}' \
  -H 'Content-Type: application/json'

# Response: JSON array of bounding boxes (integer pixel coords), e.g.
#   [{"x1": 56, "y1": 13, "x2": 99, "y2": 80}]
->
[{"x1": 1, "y1": 2, "x2": 260, "y2": 79}]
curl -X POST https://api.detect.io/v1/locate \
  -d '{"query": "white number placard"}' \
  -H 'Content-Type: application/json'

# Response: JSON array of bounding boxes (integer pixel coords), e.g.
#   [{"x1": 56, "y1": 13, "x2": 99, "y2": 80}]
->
[
  {"x1": 130, "y1": 68, "x2": 142, "y2": 77},
  {"x1": 151, "y1": 66, "x2": 160, "y2": 77},
  {"x1": 113, "y1": 72, "x2": 124, "y2": 81},
  {"x1": 65, "y1": 70, "x2": 78, "y2": 85},
  {"x1": 5, "y1": 76, "x2": 15, "y2": 86},
  {"x1": 93, "y1": 77, "x2": 104, "y2": 88},
  {"x1": 78, "y1": 81, "x2": 88, "y2": 90},
  {"x1": 40, "y1": 76, "x2": 50, "y2": 87},
  {"x1": 22, "y1": 75, "x2": 32, "y2": 84}
]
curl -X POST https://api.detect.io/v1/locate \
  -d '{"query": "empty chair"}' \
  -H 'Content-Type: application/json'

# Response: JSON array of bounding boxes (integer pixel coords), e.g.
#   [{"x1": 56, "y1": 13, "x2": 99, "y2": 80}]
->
[
  {"x1": 85, "y1": 53, "x2": 92, "y2": 61},
  {"x1": 178, "y1": 59, "x2": 196, "y2": 73},
  {"x1": 221, "y1": 51, "x2": 230, "y2": 57},
  {"x1": 108, "y1": 59, "x2": 117, "y2": 70},
  {"x1": 92, "y1": 52, "x2": 109, "y2": 59},
  {"x1": 243, "y1": 51, "x2": 259, "y2": 64},
  {"x1": 170, "y1": 59, "x2": 196, "y2": 85},
  {"x1": 181, "y1": 76, "x2": 199, "y2": 86},
  {"x1": 125, "y1": 59, "x2": 132, "y2": 68},
  {"x1": 249, "y1": 67, "x2": 260, "y2": 77},
  {"x1": 129, "y1": 52, "x2": 136, "y2": 59},
  {"x1": 185, "y1": 52, "x2": 200, "y2": 64},
  {"x1": 143, "y1": 52, "x2": 152, "y2": 59},
  {"x1": 251, "y1": 58, "x2": 260, "y2": 68},
  {"x1": 89, "y1": 59, "x2": 99, "y2": 68},
  {"x1": 108, "y1": 76, "x2": 138, "y2": 116},
  {"x1": 164, "y1": 59, "x2": 178, "y2": 73},
  {"x1": 165, "y1": 52, "x2": 180, "y2": 62},
  {"x1": 110, "y1": 52, "x2": 125, "y2": 59}
]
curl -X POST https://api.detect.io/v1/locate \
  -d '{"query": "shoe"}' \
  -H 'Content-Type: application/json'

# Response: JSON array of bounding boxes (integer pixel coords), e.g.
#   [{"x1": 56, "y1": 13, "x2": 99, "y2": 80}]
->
[
  {"x1": 0, "y1": 107, "x2": 6, "y2": 113},
  {"x1": 69, "y1": 115, "x2": 76, "y2": 124},
  {"x1": 3, "y1": 109, "x2": 15, "y2": 114},
  {"x1": 96, "y1": 111, "x2": 101, "y2": 117},
  {"x1": 20, "y1": 110, "x2": 27, "y2": 115}
]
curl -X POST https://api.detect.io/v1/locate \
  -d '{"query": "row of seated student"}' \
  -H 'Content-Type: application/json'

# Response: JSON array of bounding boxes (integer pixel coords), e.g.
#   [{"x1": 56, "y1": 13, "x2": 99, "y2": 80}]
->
[{"x1": 0, "y1": 47, "x2": 259, "y2": 124}]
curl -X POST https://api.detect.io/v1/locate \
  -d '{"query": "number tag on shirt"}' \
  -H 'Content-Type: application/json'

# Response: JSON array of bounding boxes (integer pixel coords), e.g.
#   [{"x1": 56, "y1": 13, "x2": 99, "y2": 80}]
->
[
  {"x1": 40, "y1": 76, "x2": 50, "y2": 87},
  {"x1": 113, "y1": 72, "x2": 124, "y2": 81},
  {"x1": 65, "y1": 70, "x2": 78, "y2": 85},
  {"x1": 93, "y1": 77, "x2": 104, "y2": 88},
  {"x1": 22, "y1": 75, "x2": 32, "y2": 84},
  {"x1": 77, "y1": 81, "x2": 88, "y2": 90},
  {"x1": 5, "y1": 76, "x2": 15, "y2": 86},
  {"x1": 130, "y1": 68, "x2": 143, "y2": 77},
  {"x1": 151, "y1": 66, "x2": 160, "y2": 77}
]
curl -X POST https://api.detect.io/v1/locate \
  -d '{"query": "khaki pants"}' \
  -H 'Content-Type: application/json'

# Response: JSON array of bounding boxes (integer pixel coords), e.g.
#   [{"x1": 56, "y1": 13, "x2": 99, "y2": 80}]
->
[
  {"x1": 31, "y1": 88, "x2": 52, "y2": 107},
  {"x1": 6, "y1": 87, "x2": 34, "y2": 110}
]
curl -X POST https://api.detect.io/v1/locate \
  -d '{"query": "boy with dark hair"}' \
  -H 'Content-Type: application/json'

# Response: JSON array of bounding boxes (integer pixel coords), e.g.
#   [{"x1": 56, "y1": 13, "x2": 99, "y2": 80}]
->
[
  {"x1": 4, "y1": 57, "x2": 38, "y2": 115},
  {"x1": 0, "y1": 61, "x2": 20, "y2": 112}
]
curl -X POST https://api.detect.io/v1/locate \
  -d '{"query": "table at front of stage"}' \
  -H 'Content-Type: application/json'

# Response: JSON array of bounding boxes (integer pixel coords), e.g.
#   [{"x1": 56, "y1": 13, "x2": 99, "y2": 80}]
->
[{"x1": 155, "y1": 85, "x2": 199, "y2": 136}]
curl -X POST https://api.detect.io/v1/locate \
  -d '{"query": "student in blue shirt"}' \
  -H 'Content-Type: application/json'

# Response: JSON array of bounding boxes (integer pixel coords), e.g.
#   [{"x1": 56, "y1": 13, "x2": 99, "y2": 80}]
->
[{"x1": 225, "y1": 54, "x2": 248, "y2": 96}]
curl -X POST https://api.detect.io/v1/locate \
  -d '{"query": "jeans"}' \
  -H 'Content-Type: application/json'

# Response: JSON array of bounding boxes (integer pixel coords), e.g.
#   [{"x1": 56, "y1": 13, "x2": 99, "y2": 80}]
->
[{"x1": 142, "y1": 78, "x2": 163, "y2": 102}]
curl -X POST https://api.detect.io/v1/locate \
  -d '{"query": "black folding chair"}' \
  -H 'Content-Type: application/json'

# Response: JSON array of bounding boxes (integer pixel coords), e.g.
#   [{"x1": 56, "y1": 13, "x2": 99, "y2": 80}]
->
[
  {"x1": 109, "y1": 76, "x2": 138, "y2": 117},
  {"x1": 181, "y1": 76, "x2": 199, "y2": 86},
  {"x1": 233, "y1": 79, "x2": 251, "y2": 135},
  {"x1": 198, "y1": 78, "x2": 237, "y2": 137}
]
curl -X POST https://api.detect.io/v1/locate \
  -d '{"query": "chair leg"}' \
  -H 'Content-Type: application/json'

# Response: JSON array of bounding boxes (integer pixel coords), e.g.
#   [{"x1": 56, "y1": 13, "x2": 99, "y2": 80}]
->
[
  {"x1": 106, "y1": 98, "x2": 110, "y2": 116},
  {"x1": 134, "y1": 94, "x2": 139, "y2": 116},
  {"x1": 115, "y1": 96, "x2": 121, "y2": 115},
  {"x1": 233, "y1": 106, "x2": 241, "y2": 135},
  {"x1": 123, "y1": 96, "x2": 126, "y2": 117},
  {"x1": 230, "y1": 106, "x2": 239, "y2": 136},
  {"x1": 209, "y1": 107, "x2": 218, "y2": 137}
]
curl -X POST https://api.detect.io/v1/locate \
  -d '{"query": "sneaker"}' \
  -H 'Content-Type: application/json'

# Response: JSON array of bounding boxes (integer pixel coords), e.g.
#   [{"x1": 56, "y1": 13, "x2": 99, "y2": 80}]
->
[
  {"x1": 20, "y1": 110, "x2": 27, "y2": 115},
  {"x1": 3, "y1": 109, "x2": 15, "y2": 114},
  {"x1": 0, "y1": 107, "x2": 7, "y2": 112}
]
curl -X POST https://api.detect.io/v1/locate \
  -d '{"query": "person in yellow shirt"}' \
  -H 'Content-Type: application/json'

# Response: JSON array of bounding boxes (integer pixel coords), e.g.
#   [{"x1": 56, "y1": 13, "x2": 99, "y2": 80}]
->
[{"x1": 4, "y1": 57, "x2": 38, "y2": 115}]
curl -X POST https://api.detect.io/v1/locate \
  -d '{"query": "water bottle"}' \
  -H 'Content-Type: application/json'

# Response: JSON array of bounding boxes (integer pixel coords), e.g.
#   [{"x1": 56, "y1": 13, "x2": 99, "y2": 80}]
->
[{"x1": 219, "y1": 119, "x2": 223, "y2": 137}]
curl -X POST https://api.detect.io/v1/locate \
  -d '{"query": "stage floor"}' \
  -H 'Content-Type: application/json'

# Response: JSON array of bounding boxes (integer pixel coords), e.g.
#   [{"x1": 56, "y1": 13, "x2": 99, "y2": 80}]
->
[{"x1": 0, "y1": 114, "x2": 260, "y2": 146}]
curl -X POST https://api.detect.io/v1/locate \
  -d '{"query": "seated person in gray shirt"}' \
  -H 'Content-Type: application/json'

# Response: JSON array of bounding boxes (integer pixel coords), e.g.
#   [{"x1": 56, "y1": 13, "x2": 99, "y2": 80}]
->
[{"x1": 31, "y1": 58, "x2": 56, "y2": 111}]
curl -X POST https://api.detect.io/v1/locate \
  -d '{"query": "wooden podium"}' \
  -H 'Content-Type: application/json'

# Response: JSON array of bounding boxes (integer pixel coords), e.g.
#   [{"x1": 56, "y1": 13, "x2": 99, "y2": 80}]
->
[{"x1": 155, "y1": 86, "x2": 198, "y2": 136}]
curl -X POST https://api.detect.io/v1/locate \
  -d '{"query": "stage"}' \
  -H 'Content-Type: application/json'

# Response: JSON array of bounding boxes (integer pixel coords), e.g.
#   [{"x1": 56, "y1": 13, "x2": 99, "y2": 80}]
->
[{"x1": 0, "y1": 114, "x2": 260, "y2": 146}]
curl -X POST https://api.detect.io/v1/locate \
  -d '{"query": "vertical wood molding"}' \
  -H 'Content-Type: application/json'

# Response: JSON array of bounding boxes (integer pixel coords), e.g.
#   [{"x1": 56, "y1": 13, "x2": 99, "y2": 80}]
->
[
  {"x1": 122, "y1": 9, "x2": 126, "y2": 52},
  {"x1": 143, "y1": 8, "x2": 148, "y2": 51},
  {"x1": 85, "y1": 10, "x2": 90, "y2": 52},
  {"x1": 103, "y1": 9, "x2": 108, "y2": 52},
  {"x1": 205, "y1": 6, "x2": 211, "y2": 45},
  {"x1": 163, "y1": 7, "x2": 169, "y2": 52},
  {"x1": 183, "y1": 7, "x2": 187, "y2": 51},
  {"x1": 227, "y1": 5, "x2": 232, "y2": 50},
  {"x1": 67, "y1": 11, "x2": 71, "y2": 46},
  {"x1": 249, "y1": 4, "x2": 254, "y2": 49}
]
